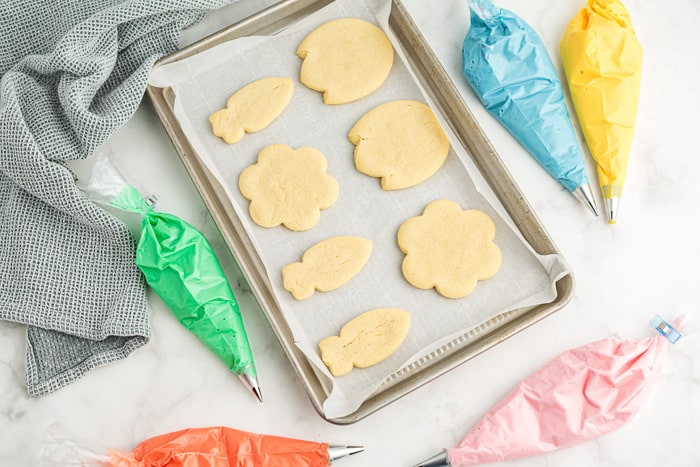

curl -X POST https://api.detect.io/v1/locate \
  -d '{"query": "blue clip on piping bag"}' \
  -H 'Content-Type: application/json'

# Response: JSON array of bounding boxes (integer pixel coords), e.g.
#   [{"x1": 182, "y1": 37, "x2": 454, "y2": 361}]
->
[{"x1": 462, "y1": 0, "x2": 598, "y2": 216}]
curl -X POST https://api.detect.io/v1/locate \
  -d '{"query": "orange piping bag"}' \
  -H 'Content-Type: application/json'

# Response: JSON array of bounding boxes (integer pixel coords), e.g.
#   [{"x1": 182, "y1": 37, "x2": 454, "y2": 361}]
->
[
  {"x1": 103, "y1": 426, "x2": 363, "y2": 467},
  {"x1": 560, "y1": 0, "x2": 643, "y2": 224},
  {"x1": 414, "y1": 316, "x2": 684, "y2": 466}
]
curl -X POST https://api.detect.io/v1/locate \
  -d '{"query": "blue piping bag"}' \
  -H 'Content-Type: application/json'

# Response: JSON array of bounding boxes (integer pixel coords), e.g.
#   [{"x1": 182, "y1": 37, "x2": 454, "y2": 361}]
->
[{"x1": 462, "y1": 0, "x2": 598, "y2": 216}]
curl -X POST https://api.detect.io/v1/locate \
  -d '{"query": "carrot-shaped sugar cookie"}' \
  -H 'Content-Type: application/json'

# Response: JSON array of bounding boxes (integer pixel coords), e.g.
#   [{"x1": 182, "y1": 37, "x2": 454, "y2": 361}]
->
[
  {"x1": 282, "y1": 236, "x2": 372, "y2": 300},
  {"x1": 319, "y1": 308, "x2": 411, "y2": 377},
  {"x1": 209, "y1": 77, "x2": 293, "y2": 144}
]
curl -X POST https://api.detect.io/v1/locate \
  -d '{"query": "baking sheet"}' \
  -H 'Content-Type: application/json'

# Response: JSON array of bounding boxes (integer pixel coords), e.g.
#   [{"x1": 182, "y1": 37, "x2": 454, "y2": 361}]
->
[{"x1": 148, "y1": 0, "x2": 570, "y2": 419}]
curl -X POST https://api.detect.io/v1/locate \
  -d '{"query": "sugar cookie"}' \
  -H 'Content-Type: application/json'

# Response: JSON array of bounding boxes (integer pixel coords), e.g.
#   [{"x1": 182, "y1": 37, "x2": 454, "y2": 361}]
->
[
  {"x1": 398, "y1": 199, "x2": 502, "y2": 298},
  {"x1": 283, "y1": 236, "x2": 372, "y2": 300},
  {"x1": 297, "y1": 18, "x2": 394, "y2": 104},
  {"x1": 239, "y1": 144, "x2": 339, "y2": 231},
  {"x1": 319, "y1": 308, "x2": 411, "y2": 377},
  {"x1": 349, "y1": 100, "x2": 449, "y2": 190},
  {"x1": 209, "y1": 77, "x2": 293, "y2": 144}
]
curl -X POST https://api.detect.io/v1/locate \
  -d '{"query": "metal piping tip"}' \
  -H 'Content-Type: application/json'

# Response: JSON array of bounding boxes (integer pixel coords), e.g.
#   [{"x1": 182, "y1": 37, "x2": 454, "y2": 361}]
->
[
  {"x1": 238, "y1": 372, "x2": 263, "y2": 403},
  {"x1": 251, "y1": 385, "x2": 263, "y2": 403},
  {"x1": 604, "y1": 196, "x2": 620, "y2": 225},
  {"x1": 327, "y1": 445, "x2": 364, "y2": 463},
  {"x1": 573, "y1": 183, "x2": 599, "y2": 217},
  {"x1": 413, "y1": 450, "x2": 451, "y2": 467}
]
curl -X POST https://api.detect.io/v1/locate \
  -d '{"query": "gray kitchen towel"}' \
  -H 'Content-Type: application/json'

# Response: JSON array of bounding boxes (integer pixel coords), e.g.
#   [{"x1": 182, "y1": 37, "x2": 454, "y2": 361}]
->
[{"x1": 0, "y1": 0, "x2": 233, "y2": 396}]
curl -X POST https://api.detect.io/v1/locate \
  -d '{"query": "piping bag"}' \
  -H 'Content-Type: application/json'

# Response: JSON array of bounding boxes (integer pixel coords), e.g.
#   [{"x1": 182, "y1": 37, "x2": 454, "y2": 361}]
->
[
  {"x1": 82, "y1": 153, "x2": 261, "y2": 401},
  {"x1": 560, "y1": 0, "x2": 643, "y2": 224},
  {"x1": 414, "y1": 315, "x2": 684, "y2": 466},
  {"x1": 40, "y1": 425, "x2": 364, "y2": 466},
  {"x1": 462, "y1": 0, "x2": 598, "y2": 216}
]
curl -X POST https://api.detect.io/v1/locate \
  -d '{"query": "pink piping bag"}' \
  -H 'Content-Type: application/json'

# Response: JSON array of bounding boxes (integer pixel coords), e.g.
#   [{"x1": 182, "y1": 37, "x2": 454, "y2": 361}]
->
[{"x1": 414, "y1": 316, "x2": 684, "y2": 466}]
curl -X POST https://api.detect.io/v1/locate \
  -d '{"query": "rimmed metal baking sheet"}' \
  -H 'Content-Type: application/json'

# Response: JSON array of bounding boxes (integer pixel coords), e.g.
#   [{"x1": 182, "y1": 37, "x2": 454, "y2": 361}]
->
[{"x1": 146, "y1": 0, "x2": 574, "y2": 424}]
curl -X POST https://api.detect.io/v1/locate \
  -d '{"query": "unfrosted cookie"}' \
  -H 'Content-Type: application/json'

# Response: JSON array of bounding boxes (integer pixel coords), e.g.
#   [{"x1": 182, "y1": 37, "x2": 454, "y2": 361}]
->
[
  {"x1": 349, "y1": 100, "x2": 449, "y2": 190},
  {"x1": 282, "y1": 236, "x2": 372, "y2": 300},
  {"x1": 319, "y1": 308, "x2": 411, "y2": 377},
  {"x1": 297, "y1": 18, "x2": 394, "y2": 104},
  {"x1": 398, "y1": 200, "x2": 502, "y2": 298},
  {"x1": 209, "y1": 77, "x2": 293, "y2": 144},
  {"x1": 239, "y1": 144, "x2": 339, "y2": 231}
]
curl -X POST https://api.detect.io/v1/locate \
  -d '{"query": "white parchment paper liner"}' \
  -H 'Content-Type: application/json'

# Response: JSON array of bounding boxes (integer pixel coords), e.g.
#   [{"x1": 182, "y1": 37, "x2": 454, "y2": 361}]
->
[{"x1": 149, "y1": 0, "x2": 570, "y2": 419}]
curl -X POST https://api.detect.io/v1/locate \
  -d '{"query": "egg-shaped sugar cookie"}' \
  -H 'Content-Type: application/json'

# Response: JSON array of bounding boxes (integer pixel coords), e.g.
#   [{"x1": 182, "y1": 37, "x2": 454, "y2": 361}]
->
[
  {"x1": 398, "y1": 199, "x2": 502, "y2": 299},
  {"x1": 239, "y1": 144, "x2": 339, "y2": 231},
  {"x1": 319, "y1": 308, "x2": 411, "y2": 377},
  {"x1": 209, "y1": 77, "x2": 293, "y2": 144},
  {"x1": 349, "y1": 100, "x2": 449, "y2": 190},
  {"x1": 297, "y1": 18, "x2": 394, "y2": 104},
  {"x1": 283, "y1": 236, "x2": 372, "y2": 300}
]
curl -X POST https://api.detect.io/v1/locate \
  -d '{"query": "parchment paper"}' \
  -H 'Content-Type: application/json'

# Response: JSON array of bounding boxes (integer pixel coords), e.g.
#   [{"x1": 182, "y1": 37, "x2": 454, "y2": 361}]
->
[{"x1": 149, "y1": 0, "x2": 570, "y2": 419}]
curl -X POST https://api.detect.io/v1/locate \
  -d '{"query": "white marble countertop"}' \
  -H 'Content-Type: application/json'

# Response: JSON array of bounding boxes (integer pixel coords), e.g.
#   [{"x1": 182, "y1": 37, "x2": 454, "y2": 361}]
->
[{"x1": 2, "y1": 0, "x2": 699, "y2": 466}]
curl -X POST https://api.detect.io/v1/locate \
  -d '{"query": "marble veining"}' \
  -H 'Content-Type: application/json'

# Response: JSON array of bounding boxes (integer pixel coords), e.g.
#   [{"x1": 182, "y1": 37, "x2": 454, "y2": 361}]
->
[{"x1": 2, "y1": 0, "x2": 699, "y2": 466}]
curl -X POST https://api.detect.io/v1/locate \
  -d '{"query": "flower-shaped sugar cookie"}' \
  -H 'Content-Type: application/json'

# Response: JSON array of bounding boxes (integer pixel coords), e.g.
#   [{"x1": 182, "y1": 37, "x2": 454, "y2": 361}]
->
[
  {"x1": 397, "y1": 199, "x2": 502, "y2": 298},
  {"x1": 239, "y1": 144, "x2": 339, "y2": 231}
]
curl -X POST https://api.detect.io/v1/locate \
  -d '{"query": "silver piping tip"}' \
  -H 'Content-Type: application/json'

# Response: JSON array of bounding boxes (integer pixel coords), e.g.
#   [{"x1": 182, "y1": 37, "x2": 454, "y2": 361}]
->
[
  {"x1": 251, "y1": 385, "x2": 263, "y2": 403},
  {"x1": 604, "y1": 196, "x2": 620, "y2": 225},
  {"x1": 573, "y1": 183, "x2": 599, "y2": 217},
  {"x1": 327, "y1": 445, "x2": 364, "y2": 463},
  {"x1": 413, "y1": 450, "x2": 451, "y2": 467},
  {"x1": 238, "y1": 372, "x2": 263, "y2": 403}
]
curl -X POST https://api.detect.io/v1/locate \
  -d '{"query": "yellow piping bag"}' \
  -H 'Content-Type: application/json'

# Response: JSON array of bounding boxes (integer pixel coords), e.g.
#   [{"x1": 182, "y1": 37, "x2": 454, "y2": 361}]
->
[{"x1": 560, "y1": 0, "x2": 643, "y2": 224}]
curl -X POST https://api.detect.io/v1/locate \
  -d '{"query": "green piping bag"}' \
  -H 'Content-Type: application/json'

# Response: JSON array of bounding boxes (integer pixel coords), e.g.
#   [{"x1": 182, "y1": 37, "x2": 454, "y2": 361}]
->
[{"x1": 85, "y1": 154, "x2": 261, "y2": 402}]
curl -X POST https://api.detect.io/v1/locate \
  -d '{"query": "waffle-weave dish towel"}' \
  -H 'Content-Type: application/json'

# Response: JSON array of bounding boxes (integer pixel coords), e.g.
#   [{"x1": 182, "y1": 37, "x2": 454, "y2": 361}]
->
[{"x1": 0, "y1": 0, "x2": 233, "y2": 396}]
